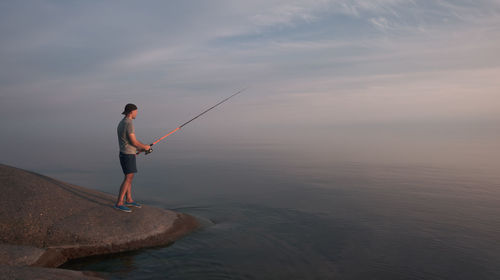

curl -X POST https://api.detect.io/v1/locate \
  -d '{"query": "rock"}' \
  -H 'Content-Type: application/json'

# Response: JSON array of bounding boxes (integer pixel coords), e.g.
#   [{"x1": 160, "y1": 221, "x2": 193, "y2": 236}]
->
[
  {"x1": 0, "y1": 265, "x2": 103, "y2": 280},
  {"x1": 0, "y1": 163, "x2": 200, "y2": 277},
  {"x1": 0, "y1": 244, "x2": 45, "y2": 266}
]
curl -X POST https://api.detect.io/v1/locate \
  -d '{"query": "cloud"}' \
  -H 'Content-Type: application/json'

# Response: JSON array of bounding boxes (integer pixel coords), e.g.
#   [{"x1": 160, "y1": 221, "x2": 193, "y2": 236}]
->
[
  {"x1": 369, "y1": 17, "x2": 392, "y2": 31},
  {"x1": 1, "y1": 0, "x2": 499, "y2": 125},
  {"x1": 250, "y1": 2, "x2": 320, "y2": 26}
]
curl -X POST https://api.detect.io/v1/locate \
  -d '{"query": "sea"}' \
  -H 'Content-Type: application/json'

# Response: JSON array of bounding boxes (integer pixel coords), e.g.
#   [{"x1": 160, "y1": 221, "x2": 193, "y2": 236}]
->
[{"x1": 40, "y1": 121, "x2": 500, "y2": 279}]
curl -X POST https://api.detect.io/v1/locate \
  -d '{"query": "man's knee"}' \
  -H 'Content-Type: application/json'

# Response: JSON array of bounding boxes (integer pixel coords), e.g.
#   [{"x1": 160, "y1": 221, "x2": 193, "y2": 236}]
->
[{"x1": 124, "y1": 173, "x2": 135, "y2": 182}]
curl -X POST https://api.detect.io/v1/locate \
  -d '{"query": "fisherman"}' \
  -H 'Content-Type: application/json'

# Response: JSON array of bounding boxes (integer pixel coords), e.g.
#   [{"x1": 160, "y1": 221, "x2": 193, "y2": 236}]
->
[{"x1": 115, "y1": 103, "x2": 151, "y2": 212}]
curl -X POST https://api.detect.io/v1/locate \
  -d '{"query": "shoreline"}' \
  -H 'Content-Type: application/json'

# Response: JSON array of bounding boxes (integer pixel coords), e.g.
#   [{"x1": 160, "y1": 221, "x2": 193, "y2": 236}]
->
[{"x1": 0, "y1": 163, "x2": 200, "y2": 279}]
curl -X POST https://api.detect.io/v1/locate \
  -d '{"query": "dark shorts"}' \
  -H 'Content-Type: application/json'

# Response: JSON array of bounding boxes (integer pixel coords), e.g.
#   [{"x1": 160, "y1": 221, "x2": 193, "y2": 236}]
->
[{"x1": 119, "y1": 153, "x2": 137, "y2": 174}]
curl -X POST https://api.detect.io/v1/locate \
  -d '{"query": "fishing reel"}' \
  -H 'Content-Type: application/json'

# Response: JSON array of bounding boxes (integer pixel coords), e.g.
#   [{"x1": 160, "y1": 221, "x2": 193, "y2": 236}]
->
[{"x1": 145, "y1": 144, "x2": 154, "y2": 155}]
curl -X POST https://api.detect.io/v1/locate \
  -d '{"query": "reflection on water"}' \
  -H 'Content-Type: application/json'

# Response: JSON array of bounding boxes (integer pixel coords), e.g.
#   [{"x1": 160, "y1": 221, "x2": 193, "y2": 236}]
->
[
  {"x1": 61, "y1": 159, "x2": 500, "y2": 279},
  {"x1": 63, "y1": 204, "x2": 358, "y2": 279},
  {"x1": 57, "y1": 123, "x2": 500, "y2": 279}
]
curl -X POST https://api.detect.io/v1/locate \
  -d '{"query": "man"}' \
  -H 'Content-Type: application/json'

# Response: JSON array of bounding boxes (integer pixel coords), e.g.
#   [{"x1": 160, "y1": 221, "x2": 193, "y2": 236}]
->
[{"x1": 115, "y1": 103, "x2": 151, "y2": 212}]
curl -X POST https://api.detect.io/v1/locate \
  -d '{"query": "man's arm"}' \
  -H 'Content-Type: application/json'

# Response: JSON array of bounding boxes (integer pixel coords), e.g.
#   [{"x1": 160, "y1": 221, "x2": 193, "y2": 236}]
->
[{"x1": 128, "y1": 133, "x2": 151, "y2": 151}]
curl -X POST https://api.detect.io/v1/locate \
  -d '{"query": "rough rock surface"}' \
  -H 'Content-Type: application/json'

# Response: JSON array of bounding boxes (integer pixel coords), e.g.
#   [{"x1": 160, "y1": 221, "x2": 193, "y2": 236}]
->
[
  {"x1": 0, "y1": 163, "x2": 200, "y2": 278},
  {"x1": 0, "y1": 265, "x2": 103, "y2": 280},
  {"x1": 0, "y1": 244, "x2": 45, "y2": 266}
]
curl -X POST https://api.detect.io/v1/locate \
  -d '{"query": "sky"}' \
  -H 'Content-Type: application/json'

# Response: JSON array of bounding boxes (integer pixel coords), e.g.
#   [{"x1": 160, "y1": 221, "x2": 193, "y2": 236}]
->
[{"x1": 1, "y1": 0, "x2": 499, "y2": 173}]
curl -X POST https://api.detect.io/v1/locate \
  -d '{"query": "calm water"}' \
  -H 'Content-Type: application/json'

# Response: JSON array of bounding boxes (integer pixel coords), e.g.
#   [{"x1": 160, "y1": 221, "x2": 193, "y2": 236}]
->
[{"x1": 51, "y1": 123, "x2": 500, "y2": 279}]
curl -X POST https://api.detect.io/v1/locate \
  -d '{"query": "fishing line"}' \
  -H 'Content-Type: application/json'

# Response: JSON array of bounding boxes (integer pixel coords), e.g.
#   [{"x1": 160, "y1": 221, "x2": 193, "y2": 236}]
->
[{"x1": 137, "y1": 88, "x2": 247, "y2": 155}]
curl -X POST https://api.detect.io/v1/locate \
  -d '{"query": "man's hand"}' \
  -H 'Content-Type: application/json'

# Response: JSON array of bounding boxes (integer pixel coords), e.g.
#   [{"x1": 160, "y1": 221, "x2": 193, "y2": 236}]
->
[{"x1": 129, "y1": 133, "x2": 151, "y2": 152}]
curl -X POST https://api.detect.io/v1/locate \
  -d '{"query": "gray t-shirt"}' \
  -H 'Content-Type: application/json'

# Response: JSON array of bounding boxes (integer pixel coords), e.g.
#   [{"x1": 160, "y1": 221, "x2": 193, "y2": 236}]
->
[{"x1": 117, "y1": 117, "x2": 137, "y2": 154}]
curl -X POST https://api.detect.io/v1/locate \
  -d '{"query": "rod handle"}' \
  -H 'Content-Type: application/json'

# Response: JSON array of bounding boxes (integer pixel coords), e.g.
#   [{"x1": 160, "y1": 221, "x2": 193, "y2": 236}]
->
[{"x1": 145, "y1": 144, "x2": 154, "y2": 155}]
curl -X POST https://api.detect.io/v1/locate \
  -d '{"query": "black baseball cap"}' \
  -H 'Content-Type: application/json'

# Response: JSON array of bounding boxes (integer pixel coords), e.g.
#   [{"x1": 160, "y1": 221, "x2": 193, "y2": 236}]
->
[{"x1": 122, "y1": 103, "x2": 137, "y2": 115}]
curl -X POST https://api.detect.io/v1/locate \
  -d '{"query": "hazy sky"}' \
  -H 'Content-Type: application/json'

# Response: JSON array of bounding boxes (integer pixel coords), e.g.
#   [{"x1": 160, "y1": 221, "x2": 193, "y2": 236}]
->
[{"x1": 1, "y1": 1, "x2": 499, "y2": 171}]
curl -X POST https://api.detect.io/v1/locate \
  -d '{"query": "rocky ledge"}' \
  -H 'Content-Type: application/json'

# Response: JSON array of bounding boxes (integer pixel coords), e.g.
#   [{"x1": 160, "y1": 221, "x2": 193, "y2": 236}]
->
[{"x1": 0, "y1": 164, "x2": 200, "y2": 279}]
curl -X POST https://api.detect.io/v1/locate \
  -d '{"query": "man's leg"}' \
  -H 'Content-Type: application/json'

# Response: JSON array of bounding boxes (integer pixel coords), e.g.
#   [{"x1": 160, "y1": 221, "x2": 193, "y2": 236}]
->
[
  {"x1": 116, "y1": 173, "x2": 134, "y2": 206},
  {"x1": 125, "y1": 182, "x2": 134, "y2": 203},
  {"x1": 124, "y1": 174, "x2": 135, "y2": 203}
]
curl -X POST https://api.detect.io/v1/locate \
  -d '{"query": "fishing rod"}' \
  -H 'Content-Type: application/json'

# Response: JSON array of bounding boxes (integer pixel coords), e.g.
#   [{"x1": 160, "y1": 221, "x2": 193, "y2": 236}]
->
[{"x1": 138, "y1": 88, "x2": 247, "y2": 155}]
